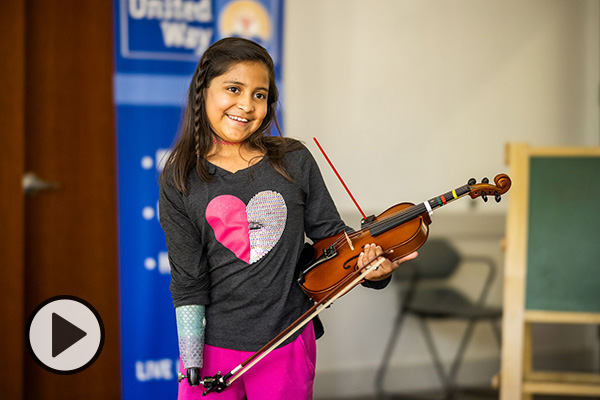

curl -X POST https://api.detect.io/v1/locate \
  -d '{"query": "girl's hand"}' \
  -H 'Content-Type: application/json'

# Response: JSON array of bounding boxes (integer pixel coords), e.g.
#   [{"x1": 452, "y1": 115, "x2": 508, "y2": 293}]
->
[{"x1": 358, "y1": 243, "x2": 418, "y2": 281}]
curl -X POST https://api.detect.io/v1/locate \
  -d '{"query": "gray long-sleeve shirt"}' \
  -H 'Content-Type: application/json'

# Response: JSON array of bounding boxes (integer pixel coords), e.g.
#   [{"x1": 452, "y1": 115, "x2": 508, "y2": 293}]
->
[{"x1": 159, "y1": 145, "x2": 352, "y2": 351}]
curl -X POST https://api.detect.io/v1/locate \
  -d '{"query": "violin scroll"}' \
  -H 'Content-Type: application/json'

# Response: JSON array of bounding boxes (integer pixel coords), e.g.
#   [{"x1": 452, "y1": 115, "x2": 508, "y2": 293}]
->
[{"x1": 468, "y1": 174, "x2": 511, "y2": 202}]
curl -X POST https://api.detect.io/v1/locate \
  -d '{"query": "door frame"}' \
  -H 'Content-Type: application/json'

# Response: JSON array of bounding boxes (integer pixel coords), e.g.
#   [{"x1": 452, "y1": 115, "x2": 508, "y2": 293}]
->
[{"x1": 0, "y1": 0, "x2": 25, "y2": 398}]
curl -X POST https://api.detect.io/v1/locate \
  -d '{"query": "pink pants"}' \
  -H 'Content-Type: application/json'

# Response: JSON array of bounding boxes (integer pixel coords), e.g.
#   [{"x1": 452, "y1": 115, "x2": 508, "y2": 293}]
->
[{"x1": 178, "y1": 321, "x2": 316, "y2": 400}]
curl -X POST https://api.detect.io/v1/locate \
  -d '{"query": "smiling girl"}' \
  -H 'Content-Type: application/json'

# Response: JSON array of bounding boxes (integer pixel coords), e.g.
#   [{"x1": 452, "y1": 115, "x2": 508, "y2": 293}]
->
[{"x1": 159, "y1": 37, "x2": 416, "y2": 400}]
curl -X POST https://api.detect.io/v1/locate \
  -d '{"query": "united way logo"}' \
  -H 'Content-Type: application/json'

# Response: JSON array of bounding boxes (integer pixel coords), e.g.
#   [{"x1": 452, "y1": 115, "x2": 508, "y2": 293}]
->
[
  {"x1": 217, "y1": 0, "x2": 280, "y2": 63},
  {"x1": 119, "y1": 0, "x2": 214, "y2": 61},
  {"x1": 218, "y1": 1, "x2": 272, "y2": 43}
]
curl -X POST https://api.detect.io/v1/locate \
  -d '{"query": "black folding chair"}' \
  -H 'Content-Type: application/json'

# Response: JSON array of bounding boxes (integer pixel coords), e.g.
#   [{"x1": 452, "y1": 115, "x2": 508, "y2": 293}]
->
[{"x1": 374, "y1": 238, "x2": 502, "y2": 399}]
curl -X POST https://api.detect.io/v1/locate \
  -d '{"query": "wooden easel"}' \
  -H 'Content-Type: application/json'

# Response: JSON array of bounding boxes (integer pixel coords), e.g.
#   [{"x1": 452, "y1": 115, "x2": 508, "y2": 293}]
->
[{"x1": 500, "y1": 143, "x2": 600, "y2": 399}]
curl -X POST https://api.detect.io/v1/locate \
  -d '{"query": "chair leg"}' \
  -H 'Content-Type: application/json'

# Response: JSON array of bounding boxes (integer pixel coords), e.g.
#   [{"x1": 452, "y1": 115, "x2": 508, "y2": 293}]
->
[
  {"x1": 418, "y1": 318, "x2": 451, "y2": 395},
  {"x1": 448, "y1": 319, "x2": 477, "y2": 390},
  {"x1": 374, "y1": 309, "x2": 408, "y2": 398}
]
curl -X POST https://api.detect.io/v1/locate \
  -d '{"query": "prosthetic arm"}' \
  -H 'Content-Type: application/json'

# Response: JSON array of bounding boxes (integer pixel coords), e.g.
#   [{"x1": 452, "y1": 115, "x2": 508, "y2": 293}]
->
[{"x1": 176, "y1": 305, "x2": 205, "y2": 386}]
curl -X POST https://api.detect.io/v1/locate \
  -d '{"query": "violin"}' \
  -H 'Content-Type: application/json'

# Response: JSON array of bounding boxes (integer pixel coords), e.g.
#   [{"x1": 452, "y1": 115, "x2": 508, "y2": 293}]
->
[
  {"x1": 190, "y1": 173, "x2": 512, "y2": 395},
  {"x1": 298, "y1": 173, "x2": 512, "y2": 302}
]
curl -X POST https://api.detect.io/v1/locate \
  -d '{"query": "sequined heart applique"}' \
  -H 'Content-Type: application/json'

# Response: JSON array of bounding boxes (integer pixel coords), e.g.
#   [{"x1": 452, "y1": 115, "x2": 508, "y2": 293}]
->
[{"x1": 206, "y1": 191, "x2": 287, "y2": 263}]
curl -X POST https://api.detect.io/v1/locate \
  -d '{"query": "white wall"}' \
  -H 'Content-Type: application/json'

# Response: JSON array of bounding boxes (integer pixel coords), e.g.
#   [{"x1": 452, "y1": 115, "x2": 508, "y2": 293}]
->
[
  {"x1": 282, "y1": 1, "x2": 599, "y2": 398},
  {"x1": 284, "y1": 0, "x2": 599, "y2": 215}
]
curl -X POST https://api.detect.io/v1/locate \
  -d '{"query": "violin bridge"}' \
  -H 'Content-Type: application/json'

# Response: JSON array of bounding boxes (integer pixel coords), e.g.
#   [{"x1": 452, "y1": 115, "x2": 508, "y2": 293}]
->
[{"x1": 344, "y1": 231, "x2": 354, "y2": 251}]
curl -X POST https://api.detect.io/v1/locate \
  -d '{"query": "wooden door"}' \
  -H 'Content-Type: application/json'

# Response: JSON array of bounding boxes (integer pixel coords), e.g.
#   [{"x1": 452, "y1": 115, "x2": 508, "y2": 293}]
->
[{"x1": 0, "y1": 1, "x2": 121, "y2": 398}]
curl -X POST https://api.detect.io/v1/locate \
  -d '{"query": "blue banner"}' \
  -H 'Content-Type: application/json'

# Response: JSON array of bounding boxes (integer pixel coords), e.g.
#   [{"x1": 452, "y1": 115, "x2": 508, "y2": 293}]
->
[{"x1": 112, "y1": 1, "x2": 284, "y2": 398}]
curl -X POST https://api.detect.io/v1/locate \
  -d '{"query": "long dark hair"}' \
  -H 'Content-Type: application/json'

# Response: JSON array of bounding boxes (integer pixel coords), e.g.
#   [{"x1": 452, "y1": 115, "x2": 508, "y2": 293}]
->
[{"x1": 160, "y1": 37, "x2": 302, "y2": 195}]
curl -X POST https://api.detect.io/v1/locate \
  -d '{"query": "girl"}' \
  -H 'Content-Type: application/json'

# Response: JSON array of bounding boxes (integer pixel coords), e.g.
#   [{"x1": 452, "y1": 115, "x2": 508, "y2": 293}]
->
[{"x1": 159, "y1": 37, "x2": 417, "y2": 400}]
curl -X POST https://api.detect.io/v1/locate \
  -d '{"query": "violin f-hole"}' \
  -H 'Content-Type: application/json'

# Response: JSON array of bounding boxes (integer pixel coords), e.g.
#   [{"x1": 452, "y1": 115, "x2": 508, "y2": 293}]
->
[{"x1": 343, "y1": 254, "x2": 359, "y2": 270}]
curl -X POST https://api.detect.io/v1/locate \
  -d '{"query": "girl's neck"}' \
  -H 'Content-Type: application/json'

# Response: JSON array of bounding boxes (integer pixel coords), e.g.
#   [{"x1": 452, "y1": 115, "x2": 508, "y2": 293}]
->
[
  {"x1": 208, "y1": 135, "x2": 263, "y2": 162},
  {"x1": 206, "y1": 142, "x2": 265, "y2": 174},
  {"x1": 212, "y1": 136, "x2": 244, "y2": 146}
]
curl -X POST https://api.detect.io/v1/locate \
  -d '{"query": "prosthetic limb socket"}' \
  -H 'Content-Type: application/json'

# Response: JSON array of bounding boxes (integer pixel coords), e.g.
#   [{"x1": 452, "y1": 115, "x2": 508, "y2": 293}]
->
[{"x1": 176, "y1": 304, "x2": 205, "y2": 386}]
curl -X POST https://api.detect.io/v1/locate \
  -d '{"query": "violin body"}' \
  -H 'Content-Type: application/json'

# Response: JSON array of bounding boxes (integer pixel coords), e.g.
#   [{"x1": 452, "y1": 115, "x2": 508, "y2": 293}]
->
[
  {"x1": 297, "y1": 174, "x2": 512, "y2": 303},
  {"x1": 299, "y1": 203, "x2": 432, "y2": 302}
]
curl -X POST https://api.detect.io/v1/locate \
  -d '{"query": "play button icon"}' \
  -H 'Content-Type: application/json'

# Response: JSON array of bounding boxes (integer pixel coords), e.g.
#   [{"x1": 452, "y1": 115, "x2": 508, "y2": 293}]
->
[
  {"x1": 52, "y1": 312, "x2": 87, "y2": 357},
  {"x1": 27, "y1": 295, "x2": 105, "y2": 374}
]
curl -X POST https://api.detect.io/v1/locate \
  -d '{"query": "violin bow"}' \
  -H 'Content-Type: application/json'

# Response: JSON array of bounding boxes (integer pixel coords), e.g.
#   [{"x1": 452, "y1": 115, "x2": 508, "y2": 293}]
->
[
  {"x1": 313, "y1": 137, "x2": 368, "y2": 221},
  {"x1": 196, "y1": 257, "x2": 387, "y2": 395}
]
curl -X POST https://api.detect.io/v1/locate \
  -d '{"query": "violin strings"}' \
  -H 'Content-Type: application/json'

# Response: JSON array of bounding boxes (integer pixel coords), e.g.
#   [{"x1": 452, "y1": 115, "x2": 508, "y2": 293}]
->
[
  {"x1": 332, "y1": 205, "x2": 423, "y2": 251},
  {"x1": 333, "y1": 184, "x2": 472, "y2": 249},
  {"x1": 331, "y1": 204, "x2": 424, "y2": 252}
]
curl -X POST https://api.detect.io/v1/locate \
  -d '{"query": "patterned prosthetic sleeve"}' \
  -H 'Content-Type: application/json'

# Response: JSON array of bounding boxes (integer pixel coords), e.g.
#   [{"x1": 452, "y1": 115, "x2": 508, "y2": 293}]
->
[{"x1": 176, "y1": 305, "x2": 205, "y2": 369}]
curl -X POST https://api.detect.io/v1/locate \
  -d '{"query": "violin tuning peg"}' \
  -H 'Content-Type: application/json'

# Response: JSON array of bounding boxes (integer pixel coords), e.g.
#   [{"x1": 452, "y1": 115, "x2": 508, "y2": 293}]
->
[
  {"x1": 482, "y1": 177, "x2": 489, "y2": 184},
  {"x1": 481, "y1": 193, "x2": 488, "y2": 202},
  {"x1": 495, "y1": 191, "x2": 501, "y2": 203},
  {"x1": 468, "y1": 178, "x2": 476, "y2": 186}
]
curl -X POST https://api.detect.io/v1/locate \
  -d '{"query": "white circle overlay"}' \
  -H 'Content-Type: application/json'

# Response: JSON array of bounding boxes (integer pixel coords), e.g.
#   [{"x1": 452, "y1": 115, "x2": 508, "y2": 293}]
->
[{"x1": 28, "y1": 298, "x2": 103, "y2": 373}]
